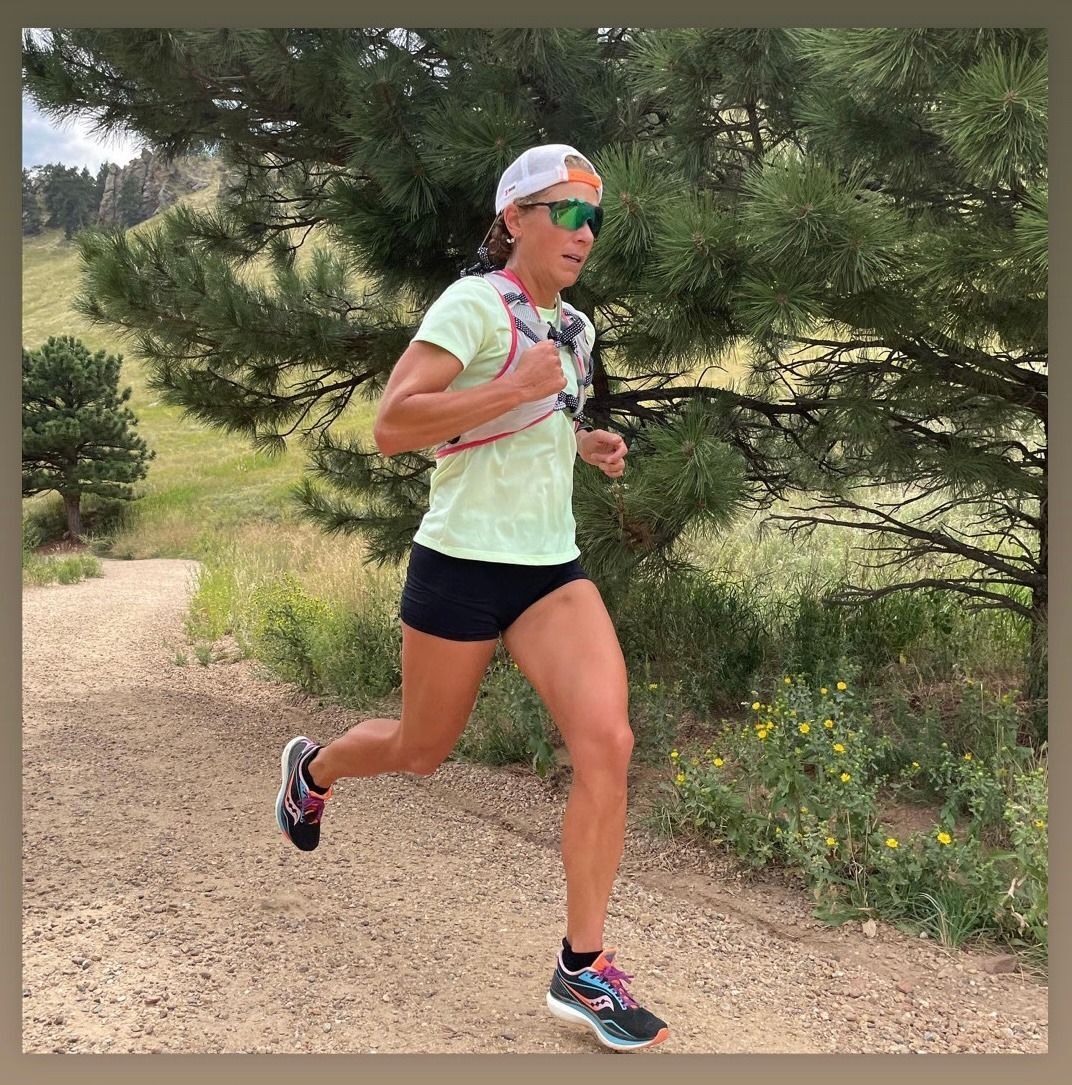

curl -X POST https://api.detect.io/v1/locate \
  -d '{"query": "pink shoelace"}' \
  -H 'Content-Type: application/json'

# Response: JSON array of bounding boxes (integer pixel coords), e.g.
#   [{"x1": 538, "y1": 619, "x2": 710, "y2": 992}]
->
[
  {"x1": 597, "y1": 961, "x2": 640, "y2": 1009},
  {"x1": 300, "y1": 788, "x2": 331, "y2": 824}
]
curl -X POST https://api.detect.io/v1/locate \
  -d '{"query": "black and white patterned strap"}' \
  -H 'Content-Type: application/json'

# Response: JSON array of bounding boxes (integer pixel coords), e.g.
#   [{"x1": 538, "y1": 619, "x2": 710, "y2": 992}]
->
[{"x1": 497, "y1": 283, "x2": 594, "y2": 419}]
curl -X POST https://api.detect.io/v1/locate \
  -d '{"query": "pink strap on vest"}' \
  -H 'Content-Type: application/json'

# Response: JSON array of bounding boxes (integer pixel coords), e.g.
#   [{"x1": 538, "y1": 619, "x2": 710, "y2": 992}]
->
[
  {"x1": 490, "y1": 287, "x2": 519, "y2": 378},
  {"x1": 435, "y1": 408, "x2": 555, "y2": 458}
]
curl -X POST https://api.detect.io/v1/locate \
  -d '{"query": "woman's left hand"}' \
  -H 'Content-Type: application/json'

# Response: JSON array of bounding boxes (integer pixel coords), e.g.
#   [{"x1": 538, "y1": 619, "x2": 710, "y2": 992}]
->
[{"x1": 578, "y1": 428, "x2": 627, "y2": 478}]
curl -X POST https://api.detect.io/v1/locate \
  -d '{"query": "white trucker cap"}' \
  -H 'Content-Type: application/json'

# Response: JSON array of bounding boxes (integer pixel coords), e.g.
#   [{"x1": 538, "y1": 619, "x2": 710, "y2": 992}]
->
[{"x1": 494, "y1": 144, "x2": 603, "y2": 214}]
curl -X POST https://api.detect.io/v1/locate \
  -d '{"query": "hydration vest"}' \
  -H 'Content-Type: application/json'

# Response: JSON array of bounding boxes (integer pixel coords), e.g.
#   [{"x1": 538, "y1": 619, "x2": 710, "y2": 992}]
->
[{"x1": 436, "y1": 268, "x2": 594, "y2": 459}]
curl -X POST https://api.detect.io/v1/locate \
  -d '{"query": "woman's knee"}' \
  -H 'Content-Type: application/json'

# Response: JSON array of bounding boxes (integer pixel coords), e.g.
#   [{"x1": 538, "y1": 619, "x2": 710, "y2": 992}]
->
[{"x1": 571, "y1": 717, "x2": 634, "y2": 778}]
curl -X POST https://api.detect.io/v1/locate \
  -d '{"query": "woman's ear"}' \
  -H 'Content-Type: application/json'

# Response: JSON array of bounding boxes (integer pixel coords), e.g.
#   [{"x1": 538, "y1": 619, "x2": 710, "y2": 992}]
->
[{"x1": 502, "y1": 203, "x2": 522, "y2": 242}]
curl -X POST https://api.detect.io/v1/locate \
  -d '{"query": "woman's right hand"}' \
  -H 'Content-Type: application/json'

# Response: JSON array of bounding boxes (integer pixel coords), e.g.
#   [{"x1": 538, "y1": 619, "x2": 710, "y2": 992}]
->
[{"x1": 506, "y1": 340, "x2": 567, "y2": 403}]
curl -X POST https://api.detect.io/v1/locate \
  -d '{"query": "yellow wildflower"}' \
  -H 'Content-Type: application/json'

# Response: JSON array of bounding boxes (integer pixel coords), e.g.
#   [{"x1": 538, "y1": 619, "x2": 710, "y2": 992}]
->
[
  {"x1": 675, "y1": 772, "x2": 686, "y2": 786},
  {"x1": 885, "y1": 837, "x2": 899, "y2": 849},
  {"x1": 784, "y1": 676, "x2": 792, "y2": 685},
  {"x1": 670, "y1": 750, "x2": 679, "y2": 761},
  {"x1": 833, "y1": 743, "x2": 845, "y2": 754},
  {"x1": 911, "y1": 761, "x2": 920, "y2": 769},
  {"x1": 936, "y1": 831, "x2": 952, "y2": 845},
  {"x1": 757, "y1": 729, "x2": 769, "y2": 740},
  {"x1": 800, "y1": 806, "x2": 808, "y2": 814},
  {"x1": 823, "y1": 719, "x2": 834, "y2": 729},
  {"x1": 799, "y1": 723, "x2": 811, "y2": 735},
  {"x1": 837, "y1": 681, "x2": 847, "y2": 690},
  {"x1": 820, "y1": 687, "x2": 829, "y2": 696},
  {"x1": 963, "y1": 753, "x2": 973, "y2": 762},
  {"x1": 752, "y1": 701, "x2": 761, "y2": 711},
  {"x1": 648, "y1": 683, "x2": 659, "y2": 691},
  {"x1": 713, "y1": 757, "x2": 724, "y2": 768},
  {"x1": 840, "y1": 772, "x2": 851, "y2": 783},
  {"x1": 1034, "y1": 819, "x2": 1046, "y2": 829},
  {"x1": 826, "y1": 836, "x2": 837, "y2": 847}
]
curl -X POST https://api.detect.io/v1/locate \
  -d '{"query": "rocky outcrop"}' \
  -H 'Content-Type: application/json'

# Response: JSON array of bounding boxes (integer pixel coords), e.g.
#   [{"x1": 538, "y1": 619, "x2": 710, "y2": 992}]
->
[{"x1": 96, "y1": 148, "x2": 212, "y2": 226}]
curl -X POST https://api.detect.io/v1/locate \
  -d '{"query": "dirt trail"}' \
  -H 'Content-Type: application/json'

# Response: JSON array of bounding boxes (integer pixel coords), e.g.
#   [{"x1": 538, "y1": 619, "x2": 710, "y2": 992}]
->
[{"x1": 22, "y1": 558, "x2": 1048, "y2": 1054}]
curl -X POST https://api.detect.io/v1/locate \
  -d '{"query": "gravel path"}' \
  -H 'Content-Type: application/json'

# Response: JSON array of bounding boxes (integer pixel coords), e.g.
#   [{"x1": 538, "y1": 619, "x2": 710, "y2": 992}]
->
[{"x1": 22, "y1": 558, "x2": 1048, "y2": 1054}]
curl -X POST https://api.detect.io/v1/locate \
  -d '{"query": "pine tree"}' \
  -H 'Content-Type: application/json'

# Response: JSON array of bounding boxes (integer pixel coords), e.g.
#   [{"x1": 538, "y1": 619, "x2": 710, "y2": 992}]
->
[
  {"x1": 22, "y1": 335, "x2": 155, "y2": 540},
  {"x1": 38, "y1": 162, "x2": 68, "y2": 228},
  {"x1": 38, "y1": 163, "x2": 99, "y2": 239},
  {"x1": 22, "y1": 29, "x2": 1047, "y2": 734},
  {"x1": 22, "y1": 168, "x2": 43, "y2": 235}
]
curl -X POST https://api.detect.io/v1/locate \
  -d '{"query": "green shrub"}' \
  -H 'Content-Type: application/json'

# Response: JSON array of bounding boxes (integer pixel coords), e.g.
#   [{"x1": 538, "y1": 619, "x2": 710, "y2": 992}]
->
[
  {"x1": 657, "y1": 671, "x2": 1048, "y2": 961},
  {"x1": 628, "y1": 677, "x2": 683, "y2": 763},
  {"x1": 998, "y1": 763, "x2": 1048, "y2": 954},
  {"x1": 22, "y1": 545, "x2": 103, "y2": 586},
  {"x1": 612, "y1": 571, "x2": 766, "y2": 710},
  {"x1": 249, "y1": 573, "x2": 331, "y2": 692},
  {"x1": 781, "y1": 586, "x2": 958, "y2": 683},
  {"x1": 306, "y1": 587, "x2": 403, "y2": 707},
  {"x1": 185, "y1": 561, "x2": 238, "y2": 644}
]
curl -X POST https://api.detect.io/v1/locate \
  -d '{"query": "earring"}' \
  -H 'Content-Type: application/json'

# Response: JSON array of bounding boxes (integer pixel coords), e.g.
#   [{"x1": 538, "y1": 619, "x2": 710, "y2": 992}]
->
[{"x1": 506, "y1": 234, "x2": 515, "y2": 245}]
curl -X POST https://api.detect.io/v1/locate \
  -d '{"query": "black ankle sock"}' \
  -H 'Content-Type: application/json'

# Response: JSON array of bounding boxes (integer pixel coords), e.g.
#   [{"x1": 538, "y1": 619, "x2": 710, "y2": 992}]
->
[
  {"x1": 299, "y1": 748, "x2": 329, "y2": 794},
  {"x1": 561, "y1": 937, "x2": 601, "y2": 972}
]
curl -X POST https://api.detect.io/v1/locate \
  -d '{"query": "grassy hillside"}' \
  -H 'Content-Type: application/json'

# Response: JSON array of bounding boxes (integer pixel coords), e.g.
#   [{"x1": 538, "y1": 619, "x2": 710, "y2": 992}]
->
[{"x1": 22, "y1": 160, "x2": 377, "y2": 563}]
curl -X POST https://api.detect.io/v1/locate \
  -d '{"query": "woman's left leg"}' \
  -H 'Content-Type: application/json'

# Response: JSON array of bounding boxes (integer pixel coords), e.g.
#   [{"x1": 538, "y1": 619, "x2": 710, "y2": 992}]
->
[
  {"x1": 503, "y1": 576, "x2": 669, "y2": 1051},
  {"x1": 501, "y1": 576, "x2": 633, "y2": 953}
]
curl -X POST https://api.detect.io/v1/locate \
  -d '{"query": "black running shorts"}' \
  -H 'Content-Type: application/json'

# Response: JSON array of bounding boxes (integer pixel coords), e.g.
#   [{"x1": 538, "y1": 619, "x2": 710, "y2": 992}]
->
[{"x1": 400, "y1": 541, "x2": 591, "y2": 641}]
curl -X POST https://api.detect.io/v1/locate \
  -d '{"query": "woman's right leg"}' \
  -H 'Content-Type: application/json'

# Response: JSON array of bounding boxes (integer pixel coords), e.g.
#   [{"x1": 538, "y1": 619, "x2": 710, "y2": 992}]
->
[{"x1": 305, "y1": 622, "x2": 498, "y2": 786}]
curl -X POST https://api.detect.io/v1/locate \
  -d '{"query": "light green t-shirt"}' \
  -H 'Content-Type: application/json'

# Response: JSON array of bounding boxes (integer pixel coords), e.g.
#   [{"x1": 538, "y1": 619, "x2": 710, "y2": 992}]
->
[{"x1": 409, "y1": 274, "x2": 595, "y2": 565}]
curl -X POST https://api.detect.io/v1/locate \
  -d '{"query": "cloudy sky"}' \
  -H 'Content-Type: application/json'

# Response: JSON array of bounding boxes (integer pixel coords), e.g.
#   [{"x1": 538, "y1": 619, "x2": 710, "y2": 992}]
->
[
  {"x1": 22, "y1": 29, "x2": 145, "y2": 173},
  {"x1": 23, "y1": 93, "x2": 147, "y2": 173}
]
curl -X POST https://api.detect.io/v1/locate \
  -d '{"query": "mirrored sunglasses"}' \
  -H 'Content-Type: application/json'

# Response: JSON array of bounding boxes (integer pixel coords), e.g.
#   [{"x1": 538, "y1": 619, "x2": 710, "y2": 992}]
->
[{"x1": 521, "y1": 198, "x2": 604, "y2": 238}]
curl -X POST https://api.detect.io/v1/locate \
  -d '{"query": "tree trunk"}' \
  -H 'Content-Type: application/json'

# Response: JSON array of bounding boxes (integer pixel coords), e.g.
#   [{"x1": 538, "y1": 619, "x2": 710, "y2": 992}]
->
[
  {"x1": 589, "y1": 342, "x2": 610, "y2": 429},
  {"x1": 1025, "y1": 492, "x2": 1047, "y2": 747},
  {"x1": 63, "y1": 492, "x2": 83, "y2": 542}
]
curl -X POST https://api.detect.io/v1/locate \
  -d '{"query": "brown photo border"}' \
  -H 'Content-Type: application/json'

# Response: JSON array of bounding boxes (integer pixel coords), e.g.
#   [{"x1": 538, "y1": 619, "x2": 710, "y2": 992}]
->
[{"x1": 6, "y1": 4, "x2": 1066, "y2": 1081}]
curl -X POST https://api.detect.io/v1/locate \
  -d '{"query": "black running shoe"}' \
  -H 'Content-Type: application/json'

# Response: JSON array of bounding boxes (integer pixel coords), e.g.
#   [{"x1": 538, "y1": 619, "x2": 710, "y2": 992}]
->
[
  {"x1": 547, "y1": 948, "x2": 669, "y2": 1052},
  {"x1": 276, "y1": 736, "x2": 332, "y2": 852}
]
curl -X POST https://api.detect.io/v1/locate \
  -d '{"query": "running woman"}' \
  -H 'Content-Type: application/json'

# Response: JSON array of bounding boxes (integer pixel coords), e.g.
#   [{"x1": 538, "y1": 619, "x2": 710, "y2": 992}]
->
[{"x1": 276, "y1": 144, "x2": 669, "y2": 1052}]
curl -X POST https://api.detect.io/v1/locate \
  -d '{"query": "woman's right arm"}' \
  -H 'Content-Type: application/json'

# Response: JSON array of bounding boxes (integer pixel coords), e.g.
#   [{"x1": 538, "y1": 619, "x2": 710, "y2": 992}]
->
[{"x1": 374, "y1": 339, "x2": 566, "y2": 456}]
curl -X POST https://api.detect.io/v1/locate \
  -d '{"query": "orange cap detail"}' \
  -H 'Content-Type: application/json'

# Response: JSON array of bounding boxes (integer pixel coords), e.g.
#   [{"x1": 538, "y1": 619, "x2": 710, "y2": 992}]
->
[{"x1": 567, "y1": 168, "x2": 602, "y2": 190}]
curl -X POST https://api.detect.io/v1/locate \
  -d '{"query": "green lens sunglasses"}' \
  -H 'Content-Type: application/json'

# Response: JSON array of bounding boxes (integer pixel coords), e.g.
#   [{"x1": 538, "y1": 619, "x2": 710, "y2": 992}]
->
[{"x1": 520, "y1": 197, "x2": 604, "y2": 238}]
